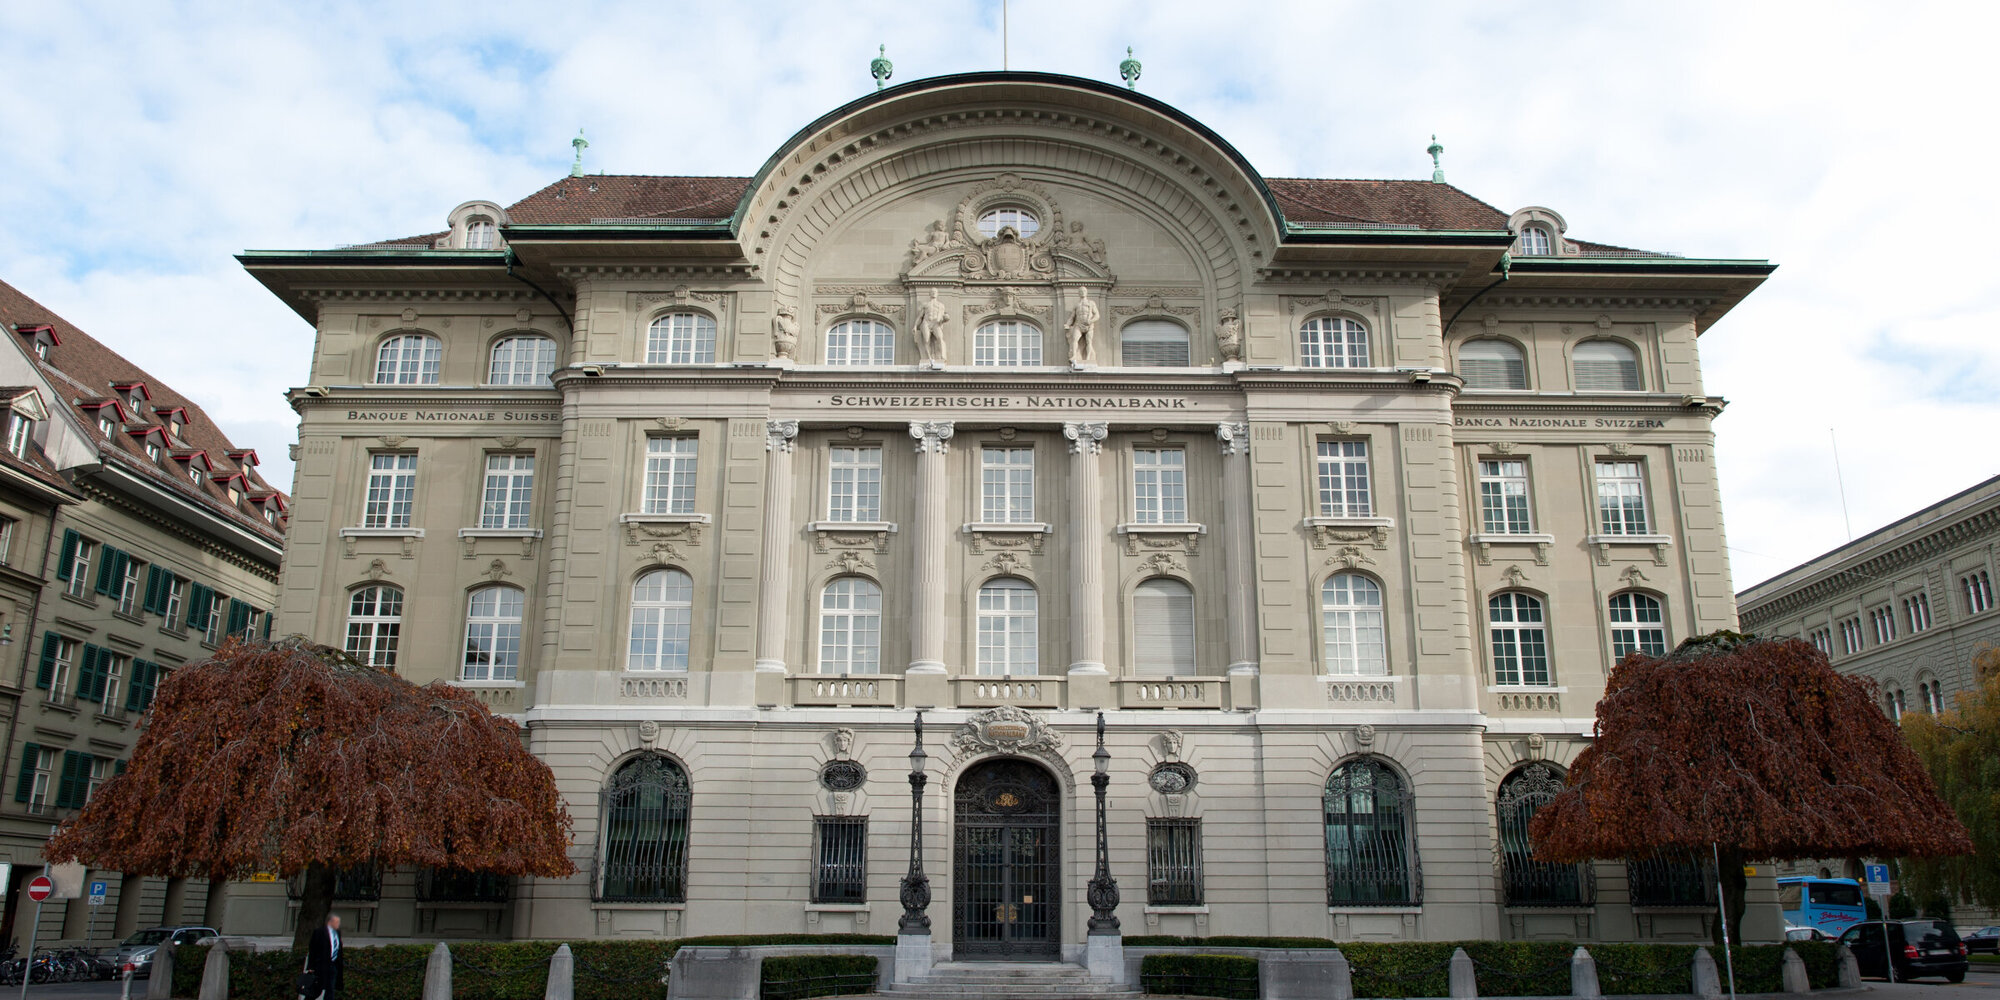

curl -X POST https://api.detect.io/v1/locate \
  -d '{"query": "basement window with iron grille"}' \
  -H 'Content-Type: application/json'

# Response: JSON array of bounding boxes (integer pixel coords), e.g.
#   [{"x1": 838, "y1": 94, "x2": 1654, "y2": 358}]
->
[
  {"x1": 1146, "y1": 818, "x2": 1204, "y2": 906},
  {"x1": 813, "y1": 817, "x2": 868, "y2": 903}
]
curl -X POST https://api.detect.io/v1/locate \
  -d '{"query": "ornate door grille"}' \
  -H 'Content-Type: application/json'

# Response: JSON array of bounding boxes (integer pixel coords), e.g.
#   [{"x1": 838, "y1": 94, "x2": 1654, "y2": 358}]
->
[
  {"x1": 953, "y1": 759, "x2": 1061, "y2": 959},
  {"x1": 1323, "y1": 758, "x2": 1420, "y2": 905},
  {"x1": 597, "y1": 753, "x2": 691, "y2": 902},
  {"x1": 1497, "y1": 763, "x2": 1589, "y2": 906}
]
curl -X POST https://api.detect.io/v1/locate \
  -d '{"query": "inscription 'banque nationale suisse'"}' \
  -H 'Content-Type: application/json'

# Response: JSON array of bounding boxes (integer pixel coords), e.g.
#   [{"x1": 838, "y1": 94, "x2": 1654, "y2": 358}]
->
[
  {"x1": 1454, "y1": 416, "x2": 1669, "y2": 429},
  {"x1": 826, "y1": 394, "x2": 1191, "y2": 409},
  {"x1": 343, "y1": 409, "x2": 561, "y2": 422}
]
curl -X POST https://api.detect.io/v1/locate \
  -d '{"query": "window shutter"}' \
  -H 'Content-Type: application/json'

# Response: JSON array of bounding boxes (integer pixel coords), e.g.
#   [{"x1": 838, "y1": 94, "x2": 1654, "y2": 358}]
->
[
  {"x1": 125, "y1": 661, "x2": 149, "y2": 713},
  {"x1": 56, "y1": 751, "x2": 88, "y2": 809},
  {"x1": 56, "y1": 530, "x2": 78, "y2": 581},
  {"x1": 114, "y1": 759, "x2": 126, "y2": 776},
  {"x1": 143, "y1": 566, "x2": 166, "y2": 615},
  {"x1": 14, "y1": 743, "x2": 38, "y2": 803},
  {"x1": 263, "y1": 613, "x2": 273, "y2": 641},
  {"x1": 93, "y1": 545, "x2": 117, "y2": 595},
  {"x1": 226, "y1": 599, "x2": 250, "y2": 636},
  {"x1": 186, "y1": 585, "x2": 211, "y2": 630},
  {"x1": 76, "y1": 645, "x2": 102, "y2": 702},
  {"x1": 36, "y1": 632, "x2": 59, "y2": 689},
  {"x1": 1133, "y1": 580, "x2": 1196, "y2": 675}
]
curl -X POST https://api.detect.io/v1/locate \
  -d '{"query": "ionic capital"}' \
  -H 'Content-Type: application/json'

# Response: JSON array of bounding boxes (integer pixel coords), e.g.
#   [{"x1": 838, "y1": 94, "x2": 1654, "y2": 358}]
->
[
  {"x1": 1064, "y1": 421, "x2": 1109, "y2": 455},
  {"x1": 909, "y1": 421, "x2": 956, "y2": 454},
  {"x1": 765, "y1": 419, "x2": 799, "y2": 453}
]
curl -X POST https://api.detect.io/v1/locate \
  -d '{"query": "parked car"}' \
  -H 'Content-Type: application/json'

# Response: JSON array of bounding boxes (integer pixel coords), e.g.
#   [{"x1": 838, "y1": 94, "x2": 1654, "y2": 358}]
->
[
  {"x1": 1965, "y1": 925, "x2": 2000, "y2": 955},
  {"x1": 111, "y1": 926, "x2": 218, "y2": 980},
  {"x1": 1785, "y1": 925, "x2": 1832, "y2": 942},
  {"x1": 1836, "y1": 919, "x2": 1969, "y2": 983}
]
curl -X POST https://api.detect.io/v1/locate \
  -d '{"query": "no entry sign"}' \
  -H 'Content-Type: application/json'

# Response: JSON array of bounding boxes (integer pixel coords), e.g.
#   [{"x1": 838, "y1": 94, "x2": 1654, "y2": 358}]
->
[{"x1": 25, "y1": 875, "x2": 52, "y2": 902}]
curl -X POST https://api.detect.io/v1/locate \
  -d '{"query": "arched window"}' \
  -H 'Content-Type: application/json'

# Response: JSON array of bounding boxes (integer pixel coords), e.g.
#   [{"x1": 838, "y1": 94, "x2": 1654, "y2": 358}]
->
[
  {"x1": 976, "y1": 579, "x2": 1038, "y2": 675},
  {"x1": 1572, "y1": 341, "x2": 1641, "y2": 391},
  {"x1": 465, "y1": 217, "x2": 497, "y2": 250},
  {"x1": 1516, "y1": 225, "x2": 1553, "y2": 256},
  {"x1": 462, "y1": 586, "x2": 524, "y2": 681},
  {"x1": 974, "y1": 320, "x2": 1041, "y2": 366},
  {"x1": 978, "y1": 206, "x2": 1040, "y2": 239},
  {"x1": 1459, "y1": 339, "x2": 1527, "y2": 389},
  {"x1": 628, "y1": 569, "x2": 694, "y2": 672},
  {"x1": 1321, "y1": 574, "x2": 1386, "y2": 676},
  {"x1": 375, "y1": 334, "x2": 442, "y2": 385},
  {"x1": 488, "y1": 335, "x2": 558, "y2": 385},
  {"x1": 1120, "y1": 320, "x2": 1190, "y2": 367},
  {"x1": 598, "y1": 754, "x2": 690, "y2": 902},
  {"x1": 345, "y1": 585, "x2": 403, "y2": 668},
  {"x1": 819, "y1": 578, "x2": 882, "y2": 674},
  {"x1": 1498, "y1": 763, "x2": 1584, "y2": 905},
  {"x1": 1607, "y1": 592, "x2": 1667, "y2": 659},
  {"x1": 645, "y1": 313, "x2": 717, "y2": 365},
  {"x1": 1133, "y1": 578, "x2": 1195, "y2": 675},
  {"x1": 1299, "y1": 316, "x2": 1369, "y2": 368},
  {"x1": 825, "y1": 319, "x2": 896, "y2": 366},
  {"x1": 1489, "y1": 593, "x2": 1550, "y2": 686},
  {"x1": 1323, "y1": 758, "x2": 1416, "y2": 905}
]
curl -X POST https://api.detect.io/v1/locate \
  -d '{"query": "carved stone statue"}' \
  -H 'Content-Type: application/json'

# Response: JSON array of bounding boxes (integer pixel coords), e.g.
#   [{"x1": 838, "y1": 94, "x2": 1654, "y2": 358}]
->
[
  {"x1": 832, "y1": 727, "x2": 855, "y2": 757},
  {"x1": 771, "y1": 305, "x2": 799, "y2": 360},
  {"x1": 1215, "y1": 307, "x2": 1242, "y2": 363},
  {"x1": 914, "y1": 289, "x2": 950, "y2": 364},
  {"x1": 1065, "y1": 287, "x2": 1099, "y2": 365}
]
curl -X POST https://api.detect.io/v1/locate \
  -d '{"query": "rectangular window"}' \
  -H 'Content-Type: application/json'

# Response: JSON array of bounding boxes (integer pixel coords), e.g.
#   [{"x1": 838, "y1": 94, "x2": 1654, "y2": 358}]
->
[
  {"x1": 6, "y1": 414, "x2": 31, "y2": 459},
  {"x1": 1809, "y1": 628, "x2": 1831, "y2": 655},
  {"x1": 811, "y1": 817, "x2": 868, "y2": 903},
  {"x1": 1965, "y1": 570, "x2": 1994, "y2": 615},
  {"x1": 206, "y1": 593, "x2": 228, "y2": 645},
  {"x1": 0, "y1": 515, "x2": 14, "y2": 565},
  {"x1": 1146, "y1": 818, "x2": 1204, "y2": 906},
  {"x1": 116, "y1": 560, "x2": 143, "y2": 617},
  {"x1": 65, "y1": 536, "x2": 95, "y2": 598},
  {"x1": 641, "y1": 438, "x2": 698, "y2": 515},
  {"x1": 1838, "y1": 616, "x2": 1863, "y2": 655},
  {"x1": 827, "y1": 446, "x2": 883, "y2": 522},
  {"x1": 55, "y1": 750, "x2": 91, "y2": 809},
  {"x1": 38, "y1": 635, "x2": 77, "y2": 702},
  {"x1": 980, "y1": 447, "x2": 1035, "y2": 523},
  {"x1": 163, "y1": 578, "x2": 186, "y2": 629},
  {"x1": 1868, "y1": 606, "x2": 1896, "y2": 645},
  {"x1": 18, "y1": 746, "x2": 55, "y2": 814},
  {"x1": 1316, "y1": 441, "x2": 1373, "y2": 518},
  {"x1": 99, "y1": 654, "x2": 124, "y2": 715},
  {"x1": 1133, "y1": 448, "x2": 1189, "y2": 524},
  {"x1": 480, "y1": 453, "x2": 536, "y2": 528},
  {"x1": 1903, "y1": 592, "x2": 1932, "y2": 634},
  {"x1": 363, "y1": 453, "x2": 418, "y2": 528},
  {"x1": 1477, "y1": 459, "x2": 1531, "y2": 533},
  {"x1": 86, "y1": 756, "x2": 115, "y2": 805},
  {"x1": 1595, "y1": 461, "x2": 1650, "y2": 535}
]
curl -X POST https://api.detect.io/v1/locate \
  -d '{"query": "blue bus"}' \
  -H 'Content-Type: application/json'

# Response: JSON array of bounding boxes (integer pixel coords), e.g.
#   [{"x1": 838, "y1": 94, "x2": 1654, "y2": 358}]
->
[{"x1": 1778, "y1": 877, "x2": 1867, "y2": 936}]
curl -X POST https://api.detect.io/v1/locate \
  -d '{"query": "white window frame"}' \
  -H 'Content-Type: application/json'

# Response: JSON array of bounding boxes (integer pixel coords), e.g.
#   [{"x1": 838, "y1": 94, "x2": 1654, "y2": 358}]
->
[
  {"x1": 465, "y1": 217, "x2": 497, "y2": 250},
  {"x1": 1132, "y1": 448, "x2": 1189, "y2": 524},
  {"x1": 1298, "y1": 316, "x2": 1369, "y2": 368},
  {"x1": 462, "y1": 586, "x2": 525, "y2": 682},
  {"x1": 0, "y1": 516, "x2": 12, "y2": 566},
  {"x1": 1477, "y1": 459, "x2": 1532, "y2": 533},
  {"x1": 824, "y1": 319, "x2": 896, "y2": 366},
  {"x1": 100, "y1": 654, "x2": 124, "y2": 715},
  {"x1": 1607, "y1": 592, "x2": 1667, "y2": 659},
  {"x1": 487, "y1": 335, "x2": 558, "y2": 385},
  {"x1": 116, "y1": 560, "x2": 142, "y2": 617},
  {"x1": 827, "y1": 446, "x2": 883, "y2": 522},
  {"x1": 97, "y1": 414, "x2": 115, "y2": 437},
  {"x1": 627, "y1": 569, "x2": 695, "y2": 672},
  {"x1": 819, "y1": 577, "x2": 882, "y2": 674},
  {"x1": 65, "y1": 538, "x2": 94, "y2": 598},
  {"x1": 1489, "y1": 592, "x2": 1551, "y2": 686},
  {"x1": 645, "y1": 312, "x2": 717, "y2": 365},
  {"x1": 1572, "y1": 341, "x2": 1642, "y2": 392},
  {"x1": 480, "y1": 453, "x2": 536, "y2": 529},
  {"x1": 1809, "y1": 628, "x2": 1831, "y2": 655},
  {"x1": 375, "y1": 334, "x2": 442, "y2": 385},
  {"x1": 162, "y1": 578, "x2": 185, "y2": 630},
  {"x1": 1904, "y1": 592, "x2": 1932, "y2": 633},
  {"x1": 977, "y1": 206, "x2": 1039, "y2": 239},
  {"x1": 1594, "y1": 461, "x2": 1650, "y2": 535},
  {"x1": 363, "y1": 453, "x2": 418, "y2": 529},
  {"x1": 975, "y1": 579, "x2": 1038, "y2": 676},
  {"x1": 1838, "y1": 617, "x2": 1863, "y2": 655},
  {"x1": 1516, "y1": 226, "x2": 1553, "y2": 256},
  {"x1": 345, "y1": 585, "x2": 404, "y2": 668},
  {"x1": 1965, "y1": 570, "x2": 1994, "y2": 614},
  {"x1": 980, "y1": 447, "x2": 1035, "y2": 524},
  {"x1": 48, "y1": 638, "x2": 76, "y2": 700},
  {"x1": 86, "y1": 756, "x2": 115, "y2": 804},
  {"x1": 27, "y1": 747, "x2": 54, "y2": 814},
  {"x1": 1316, "y1": 441, "x2": 1373, "y2": 517},
  {"x1": 1868, "y1": 605, "x2": 1896, "y2": 646},
  {"x1": 6, "y1": 414, "x2": 32, "y2": 458},
  {"x1": 641, "y1": 438, "x2": 699, "y2": 515},
  {"x1": 205, "y1": 594, "x2": 227, "y2": 645},
  {"x1": 1321, "y1": 574, "x2": 1386, "y2": 676},
  {"x1": 973, "y1": 320, "x2": 1042, "y2": 366}
]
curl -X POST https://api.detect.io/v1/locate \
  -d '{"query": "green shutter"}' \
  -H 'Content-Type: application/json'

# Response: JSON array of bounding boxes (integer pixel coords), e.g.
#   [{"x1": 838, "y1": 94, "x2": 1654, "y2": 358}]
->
[
  {"x1": 55, "y1": 530, "x2": 77, "y2": 582},
  {"x1": 93, "y1": 545, "x2": 117, "y2": 595},
  {"x1": 36, "y1": 633, "x2": 59, "y2": 690},
  {"x1": 143, "y1": 566, "x2": 166, "y2": 615},
  {"x1": 114, "y1": 759, "x2": 126, "y2": 776},
  {"x1": 186, "y1": 585, "x2": 211, "y2": 630},
  {"x1": 226, "y1": 600, "x2": 250, "y2": 637},
  {"x1": 126, "y1": 661, "x2": 159, "y2": 714},
  {"x1": 263, "y1": 612, "x2": 273, "y2": 641},
  {"x1": 56, "y1": 751, "x2": 87, "y2": 809},
  {"x1": 14, "y1": 743, "x2": 39, "y2": 803},
  {"x1": 75, "y1": 646, "x2": 98, "y2": 702}
]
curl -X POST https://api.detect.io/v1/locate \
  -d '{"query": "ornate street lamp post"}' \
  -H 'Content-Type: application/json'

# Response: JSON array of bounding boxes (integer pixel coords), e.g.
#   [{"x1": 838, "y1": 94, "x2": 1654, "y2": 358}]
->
[
  {"x1": 1087, "y1": 710, "x2": 1121, "y2": 934},
  {"x1": 898, "y1": 710, "x2": 931, "y2": 934}
]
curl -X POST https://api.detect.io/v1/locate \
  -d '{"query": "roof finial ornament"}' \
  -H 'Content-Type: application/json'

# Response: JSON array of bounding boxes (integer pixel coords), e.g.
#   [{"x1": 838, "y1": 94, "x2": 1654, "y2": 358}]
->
[
  {"x1": 1427, "y1": 134, "x2": 1445, "y2": 184},
  {"x1": 871, "y1": 44, "x2": 894, "y2": 91},
  {"x1": 571, "y1": 129, "x2": 589, "y2": 178},
  {"x1": 1119, "y1": 46, "x2": 1142, "y2": 90}
]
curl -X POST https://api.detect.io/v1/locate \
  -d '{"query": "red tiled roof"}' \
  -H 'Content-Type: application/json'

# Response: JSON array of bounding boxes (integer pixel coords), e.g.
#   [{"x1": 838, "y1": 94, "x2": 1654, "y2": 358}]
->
[{"x1": 0, "y1": 277, "x2": 288, "y2": 541}]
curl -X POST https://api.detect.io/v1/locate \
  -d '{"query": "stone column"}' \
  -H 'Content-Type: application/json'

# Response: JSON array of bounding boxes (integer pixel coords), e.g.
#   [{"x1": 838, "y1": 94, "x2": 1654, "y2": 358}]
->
[
  {"x1": 1216, "y1": 423, "x2": 1259, "y2": 677},
  {"x1": 1064, "y1": 422, "x2": 1109, "y2": 677},
  {"x1": 112, "y1": 871, "x2": 144, "y2": 940},
  {"x1": 907, "y1": 422, "x2": 955, "y2": 676},
  {"x1": 754, "y1": 420, "x2": 800, "y2": 682}
]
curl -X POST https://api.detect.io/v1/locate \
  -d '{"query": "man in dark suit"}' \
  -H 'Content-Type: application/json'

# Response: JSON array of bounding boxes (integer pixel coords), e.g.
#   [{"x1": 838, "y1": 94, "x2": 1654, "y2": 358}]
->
[{"x1": 305, "y1": 914, "x2": 343, "y2": 1000}]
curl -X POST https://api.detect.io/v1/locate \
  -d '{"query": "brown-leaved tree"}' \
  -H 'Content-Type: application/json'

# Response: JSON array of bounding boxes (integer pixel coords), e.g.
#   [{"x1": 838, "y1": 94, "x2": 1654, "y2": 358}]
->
[
  {"x1": 1898, "y1": 646, "x2": 2000, "y2": 910},
  {"x1": 1530, "y1": 632, "x2": 1971, "y2": 946},
  {"x1": 44, "y1": 639, "x2": 574, "y2": 952}
]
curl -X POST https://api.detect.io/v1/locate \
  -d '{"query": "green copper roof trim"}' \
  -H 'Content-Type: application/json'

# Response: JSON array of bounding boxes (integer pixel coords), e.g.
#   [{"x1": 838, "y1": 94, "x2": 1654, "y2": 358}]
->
[
  {"x1": 500, "y1": 222, "x2": 736, "y2": 240},
  {"x1": 1505, "y1": 257, "x2": 1776, "y2": 275},
  {"x1": 236, "y1": 249, "x2": 510, "y2": 262}
]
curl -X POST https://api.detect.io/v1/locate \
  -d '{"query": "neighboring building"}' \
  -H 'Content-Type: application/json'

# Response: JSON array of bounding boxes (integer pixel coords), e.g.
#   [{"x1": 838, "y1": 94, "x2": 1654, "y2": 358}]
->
[
  {"x1": 0, "y1": 279, "x2": 287, "y2": 951},
  {"x1": 1739, "y1": 474, "x2": 2000, "y2": 719},
  {"x1": 242, "y1": 73, "x2": 1775, "y2": 952}
]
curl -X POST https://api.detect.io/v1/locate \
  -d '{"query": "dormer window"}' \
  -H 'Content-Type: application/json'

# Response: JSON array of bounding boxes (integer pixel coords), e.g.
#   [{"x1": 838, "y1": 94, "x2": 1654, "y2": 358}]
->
[
  {"x1": 145, "y1": 441, "x2": 162, "y2": 462},
  {"x1": 6, "y1": 414, "x2": 31, "y2": 459},
  {"x1": 189, "y1": 467, "x2": 203, "y2": 485},
  {"x1": 266, "y1": 507, "x2": 280, "y2": 525},
  {"x1": 1507, "y1": 207, "x2": 1568, "y2": 258},
  {"x1": 34, "y1": 342, "x2": 48, "y2": 361},
  {"x1": 466, "y1": 218, "x2": 497, "y2": 250},
  {"x1": 13, "y1": 324, "x2": 58, "y2": 362},
  {"x1": 1516, "y1": 225, "x2": 1552, "y2": 256},
  {"x1": 97, "y1": 415, "x2": 115, "y2": 437},
  {"x1": 227, "y1": 486, "x2": 241, "y2": 503},
  {"x1": 446, "y1": 200, "x2": 508, "y2": 250}
]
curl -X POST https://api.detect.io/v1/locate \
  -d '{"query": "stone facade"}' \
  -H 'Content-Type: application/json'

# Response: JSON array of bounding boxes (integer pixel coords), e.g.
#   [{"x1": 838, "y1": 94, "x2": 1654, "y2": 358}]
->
[{"x1": 243, "y1": 74, "x2": 1777, "y2": 949}]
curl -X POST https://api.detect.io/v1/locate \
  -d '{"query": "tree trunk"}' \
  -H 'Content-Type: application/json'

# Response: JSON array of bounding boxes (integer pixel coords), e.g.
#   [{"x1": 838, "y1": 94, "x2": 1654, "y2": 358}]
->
[
  {"x1": 1712, "y1": 848, "x2": 1749, "y2": 951},
  {"x1": 291, "y1": 863, "x2": 335, "y2": 955}
]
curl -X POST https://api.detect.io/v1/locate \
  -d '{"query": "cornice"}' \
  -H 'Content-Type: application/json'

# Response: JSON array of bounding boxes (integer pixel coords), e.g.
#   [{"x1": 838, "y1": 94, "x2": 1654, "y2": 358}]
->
[
  {"x1": 1471, "y1": 292, "x2": 1718, "y2": 313},
  {"x1": 1739, "y1": 505, "x2": 2000, "y2": 624},
  {"x1": 1256, "y1": 267, "x2": 1459, "y2": 286},
  {"x1": 297, "y1": 287, "x2": 538, "y2": 305},
  {"x1": 557, "y1": 264, "x2": 759, "y2": 280},
  {"x1": 73, "y1": 477, "x2": 282, "y2": 582},
  {"x1": 288, "y1": 388, "x2": 561, "y2": 409},
  {"x1": 1453, "y1": 394, "x2": 1723, "y2": 417}
]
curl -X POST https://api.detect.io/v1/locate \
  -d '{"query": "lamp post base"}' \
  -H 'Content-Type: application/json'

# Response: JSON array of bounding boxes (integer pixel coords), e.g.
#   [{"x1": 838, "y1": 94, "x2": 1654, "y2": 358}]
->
[
  {"x1": 1085, "y1": 933, "x2": 1127, "y2": 985},
  {"x1": 894, "y1": 932, "x2": 933, "y2": 984}
]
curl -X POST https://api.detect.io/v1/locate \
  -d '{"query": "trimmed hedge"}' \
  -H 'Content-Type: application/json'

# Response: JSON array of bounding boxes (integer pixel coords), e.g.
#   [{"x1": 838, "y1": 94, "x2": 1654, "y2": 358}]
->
[
  {"x1": 1139, "y1": 953, "x2": 1259, "y2": 999},
  {"x1": 1342, "y1": 941, "x2": 1458, "y2": 998},
  {"x1": 1128, "y1": 935, "x2": 1338, "y2": 948},
  {"x1": 1590, "y1": 943, "x2": 1698, "y2": 995},
  {"x1": 759, "y1": 954, "x2": 878, "y2": 1000}
]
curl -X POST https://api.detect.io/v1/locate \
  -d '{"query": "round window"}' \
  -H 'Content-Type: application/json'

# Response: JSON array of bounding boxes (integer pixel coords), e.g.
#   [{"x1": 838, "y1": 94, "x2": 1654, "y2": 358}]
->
[
  {"x1": 978, "y1": 207, "x2": 1040, "y2": 240},
  {"x1": 820, "y1": 761, "x2": 866, "y2": 791},
  {"x1": 1148, "y1": 762, "x2": 1197, "y2": 794}
]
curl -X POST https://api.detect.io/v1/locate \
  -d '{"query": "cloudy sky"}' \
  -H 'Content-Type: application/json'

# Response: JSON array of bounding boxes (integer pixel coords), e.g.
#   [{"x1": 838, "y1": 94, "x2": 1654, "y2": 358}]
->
[{"x1": 1, "y1": 1, "x2": 1991, "y2": 589}]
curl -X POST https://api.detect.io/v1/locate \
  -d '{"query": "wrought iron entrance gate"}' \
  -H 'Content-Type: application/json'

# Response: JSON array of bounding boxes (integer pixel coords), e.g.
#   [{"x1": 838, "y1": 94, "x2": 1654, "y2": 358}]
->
[{"x1": 953, "y1": 758, "x2": 1061, "y2": 959}]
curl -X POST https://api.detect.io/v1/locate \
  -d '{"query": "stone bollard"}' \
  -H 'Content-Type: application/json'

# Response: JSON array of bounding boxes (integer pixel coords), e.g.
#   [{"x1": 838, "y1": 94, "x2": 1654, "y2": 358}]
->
[
  {"x1": 1692, "y1": 948, "x2": 1723, "y2": 1000},
  {"x1": 424, "y1": 942, "x2": 453, "y2": 1000},
  {"x1": 1781, "y1": 948, "x2": 1810, "y2": 994},
  {"x1": 1571, "y1": 946, "x2": 1602, "y2": 999},
  {"x1": 545, "y1": 943, "x2": 574, "y2": 1000},
  {"x1": 1328, "y1": 948, "x2": 1355, "y2": 1000},
  {"x1": 1449, "y1": 947, "x2": 1477, "y2": 1000},
  {"x1": 145, "y1": 945, "x2": 175, "y2": 1000},
  {"x1": 196, "y1": 944, "x2": 229, "y2": 1000},
  {"x1": 1835, "y1": 945, "x2": 1860, "y2": 988}
]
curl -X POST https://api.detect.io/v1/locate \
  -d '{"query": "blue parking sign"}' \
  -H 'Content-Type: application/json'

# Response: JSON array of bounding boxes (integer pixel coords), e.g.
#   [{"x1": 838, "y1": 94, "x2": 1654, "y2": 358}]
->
[
  {"x1": 87, "y1": 880, "x2": 107, "y2": 905},
  {"x1": 1864, "y1": 864, "x2": 1891, "y2": 895}
]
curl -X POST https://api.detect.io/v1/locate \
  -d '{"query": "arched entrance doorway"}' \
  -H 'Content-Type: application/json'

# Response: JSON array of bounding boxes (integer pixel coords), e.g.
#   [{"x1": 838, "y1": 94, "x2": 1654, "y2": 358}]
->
[{"x1": 953, "y1": 757, "x2": 1060, "y2": 959}]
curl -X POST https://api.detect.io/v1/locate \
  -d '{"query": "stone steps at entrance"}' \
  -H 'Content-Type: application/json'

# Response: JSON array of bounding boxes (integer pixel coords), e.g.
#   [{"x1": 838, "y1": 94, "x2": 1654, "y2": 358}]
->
[{"x1": 879, "y1": 960, "x2": 1143, "y2": 998}]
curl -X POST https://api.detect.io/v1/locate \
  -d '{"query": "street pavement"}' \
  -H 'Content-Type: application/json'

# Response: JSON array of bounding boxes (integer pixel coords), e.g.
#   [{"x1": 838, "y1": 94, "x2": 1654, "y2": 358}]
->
[
  {"x1": 1851, "y1": 964, "x2": 2000, "y2": 999},
  {"x1": 2, "y1": 979, "x2": 143, "y2": 1000}
]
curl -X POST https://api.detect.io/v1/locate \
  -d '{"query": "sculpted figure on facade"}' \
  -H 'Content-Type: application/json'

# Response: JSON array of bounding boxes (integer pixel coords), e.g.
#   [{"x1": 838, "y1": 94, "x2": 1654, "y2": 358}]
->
[
  {"x1": 1065, "y1": 288, "x2": 1099, "y2": 365},
  {"x1": 1215, "y1": 307, "x2": 1243, "y2": 362},
  {"x1": 770, "y1": 305, "x2": 799, "y2": 359},
  {"x1": 914, "y1": 289, "x2": 950, "y2": 365}
]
